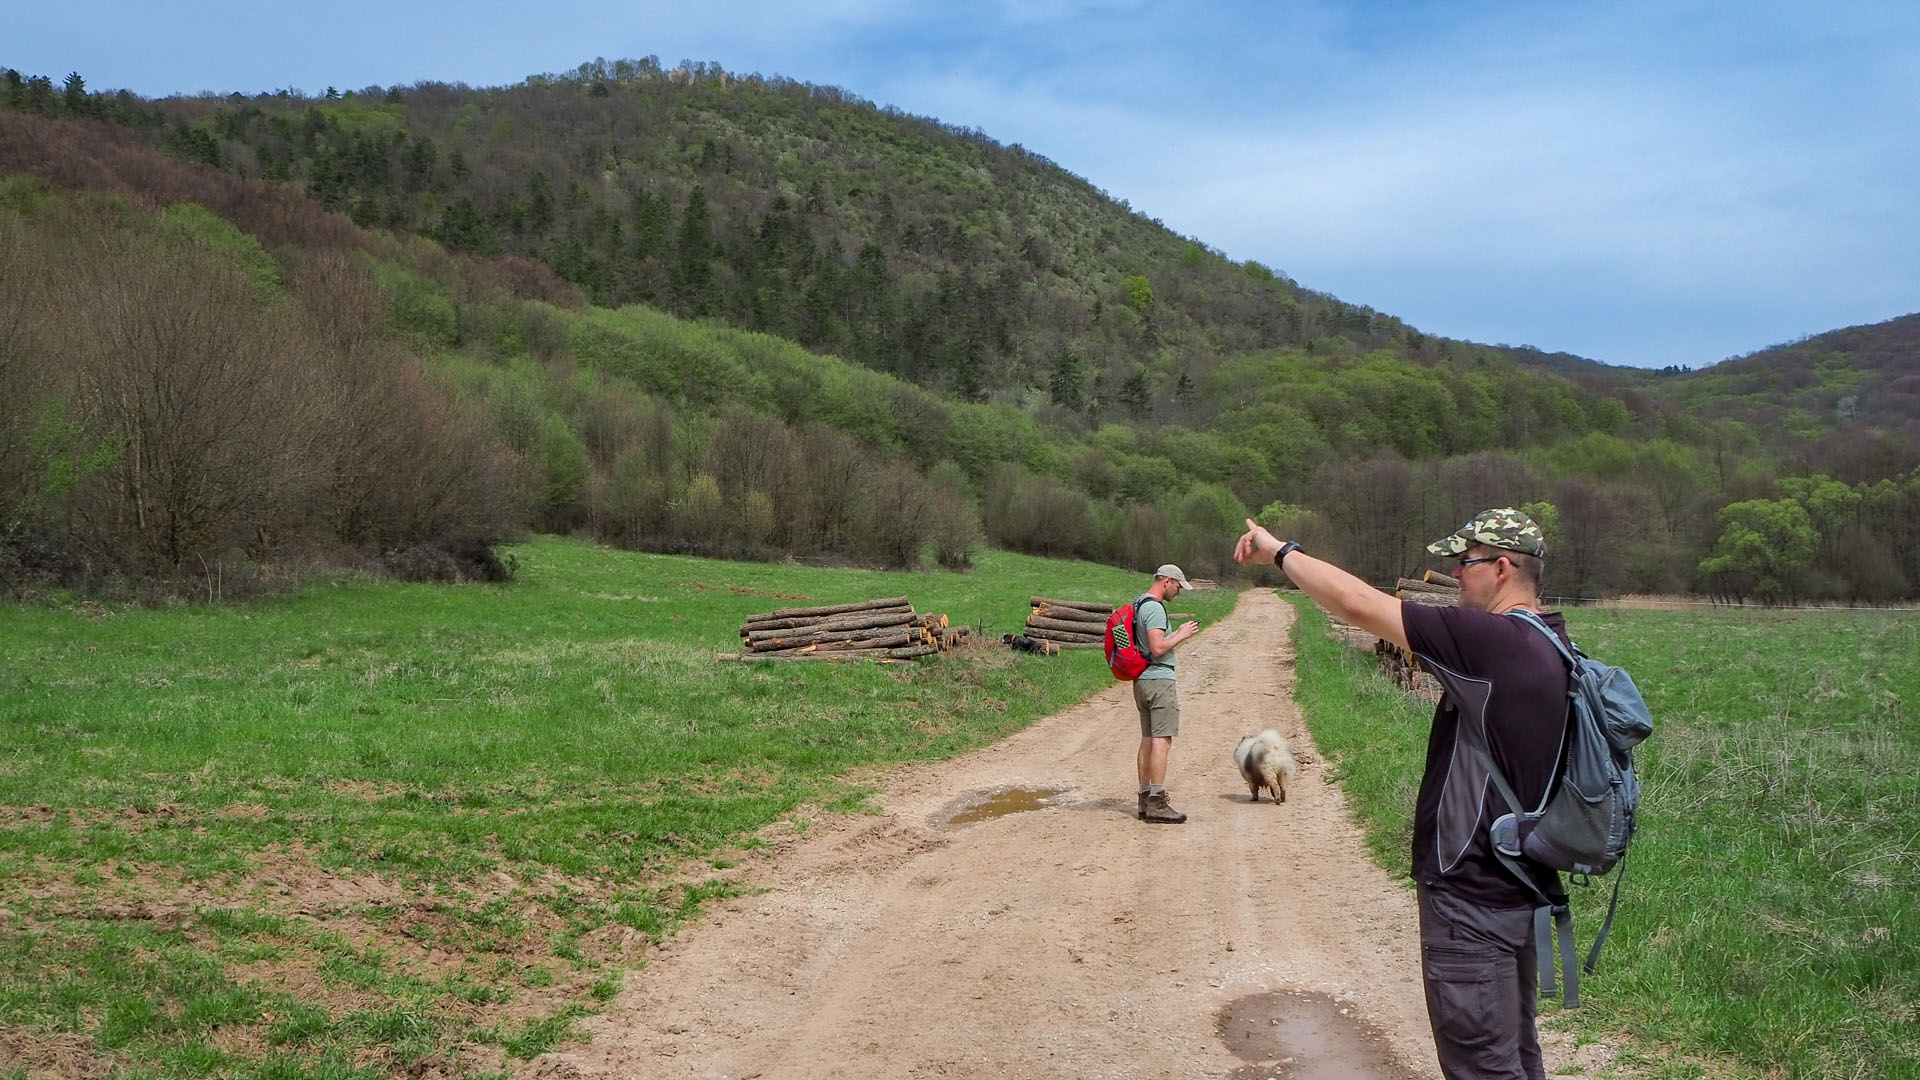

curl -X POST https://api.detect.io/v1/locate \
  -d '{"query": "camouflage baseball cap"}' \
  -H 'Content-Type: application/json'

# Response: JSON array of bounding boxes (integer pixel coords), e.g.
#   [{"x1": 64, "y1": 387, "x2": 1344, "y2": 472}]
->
[{"x1": 1426, "y1": 507, "x2": 1547, "y2": 558}]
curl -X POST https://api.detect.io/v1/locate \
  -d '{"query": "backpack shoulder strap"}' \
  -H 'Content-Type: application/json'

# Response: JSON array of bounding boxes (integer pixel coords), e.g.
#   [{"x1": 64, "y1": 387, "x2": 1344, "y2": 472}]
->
[{"x1": 1506, "y1": 608, "x2": 1577, "y2": 668}]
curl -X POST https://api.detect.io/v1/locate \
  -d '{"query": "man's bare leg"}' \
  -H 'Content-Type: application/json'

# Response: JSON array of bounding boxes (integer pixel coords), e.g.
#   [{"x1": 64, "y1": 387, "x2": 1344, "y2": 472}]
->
[{"x1": 1138, "y1": 735, "x2": 1172, "y2": 788}]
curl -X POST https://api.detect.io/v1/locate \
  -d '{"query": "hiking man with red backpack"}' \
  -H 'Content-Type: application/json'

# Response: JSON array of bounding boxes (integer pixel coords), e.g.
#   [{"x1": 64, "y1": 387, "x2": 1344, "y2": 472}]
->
[
  {"x1": 1234, "y1": 510, "x2": 1571, "y2": 1080},
  {"x1": 1127, "y1": 564, "x2": 1200, "y2": 824}
]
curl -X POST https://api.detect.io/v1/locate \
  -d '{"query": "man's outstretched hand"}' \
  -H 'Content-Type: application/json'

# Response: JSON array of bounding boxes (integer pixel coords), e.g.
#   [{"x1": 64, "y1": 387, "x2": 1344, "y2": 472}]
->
[{"x1": 1235, "y1": 519, "x2": 1284, "y2": 566}]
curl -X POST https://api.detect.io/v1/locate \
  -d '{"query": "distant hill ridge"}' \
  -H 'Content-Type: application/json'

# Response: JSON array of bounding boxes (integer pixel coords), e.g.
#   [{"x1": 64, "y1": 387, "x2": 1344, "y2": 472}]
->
[{"x1": 2, "y1": 60, "x2": 1917, "y2": 604}]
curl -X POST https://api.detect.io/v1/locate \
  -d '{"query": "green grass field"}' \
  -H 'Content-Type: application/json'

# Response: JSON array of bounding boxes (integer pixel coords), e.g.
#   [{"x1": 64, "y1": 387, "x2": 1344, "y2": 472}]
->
[
  {"x1": 0, "y1": 538, "x2": 1240, "y2": 1079},
  {"x1": 1287, "y1": 596, "x2": 1920, "y2": 1080}
]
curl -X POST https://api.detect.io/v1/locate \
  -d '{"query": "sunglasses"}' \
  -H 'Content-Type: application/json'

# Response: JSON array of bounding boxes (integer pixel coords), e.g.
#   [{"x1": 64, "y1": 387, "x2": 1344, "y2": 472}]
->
[{"x1": 1456, "y1": 555, "x2": 1503, "y2": 569}]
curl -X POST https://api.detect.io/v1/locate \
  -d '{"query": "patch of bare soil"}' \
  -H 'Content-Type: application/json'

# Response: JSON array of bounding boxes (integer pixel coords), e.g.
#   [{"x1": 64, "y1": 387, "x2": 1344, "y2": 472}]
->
[
  {"x1": 0, "y1": 1030, "x2": 113, "y2": 1080},
  {"x1": 523, "y1": 590, "x2": 1615, "y2": 1080}
]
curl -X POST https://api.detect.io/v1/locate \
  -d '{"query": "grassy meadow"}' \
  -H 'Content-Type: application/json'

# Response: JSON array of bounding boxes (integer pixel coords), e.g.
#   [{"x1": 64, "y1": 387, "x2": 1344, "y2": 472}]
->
[
  {"x1": 0, "y1": 537, "x2": 1240, "y2": 1079},
  {"x1": 1287, "y1": 596, "x2": 1920, "y2": 1079}
]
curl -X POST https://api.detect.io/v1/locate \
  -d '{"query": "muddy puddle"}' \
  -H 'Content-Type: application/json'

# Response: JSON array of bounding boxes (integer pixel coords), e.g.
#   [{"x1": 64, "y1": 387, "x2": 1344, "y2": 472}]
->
[
  {"x1": 1217, "y1": 989, "x2": 1421, "y2": 1080},
  {"x1": 939, "y1": 786, "x2": 1069, "y2": 825}
]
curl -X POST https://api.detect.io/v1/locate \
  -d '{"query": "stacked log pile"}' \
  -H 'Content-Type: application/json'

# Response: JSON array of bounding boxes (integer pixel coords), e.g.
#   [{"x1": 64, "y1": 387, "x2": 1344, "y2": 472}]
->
[
  {"x1": 1021, "y1": 597, "x2": 1197, "y2": 651},
  {"x1": 1372, "y1": 570, "x2": 1459, "y2": 698},
  {"x1": 718, "y1": 597, "x2": 970, "y2": 662},
  {"x1": 1022, "y1": 597, "x2": 1110, "y2": 649}
]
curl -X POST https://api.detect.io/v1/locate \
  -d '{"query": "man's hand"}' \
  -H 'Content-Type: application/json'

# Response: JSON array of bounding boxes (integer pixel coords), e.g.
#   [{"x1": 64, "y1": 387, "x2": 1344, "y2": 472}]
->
[
  {"x1": 1236, "y1": 517, "x2": 1410, "y2": 653},
  {"x1": 1173, "y1": 619, "x2": 1199, "y2": 644},
  {"x1": 1235, "y1": 519, "x2": 1284, "y2": 566}
]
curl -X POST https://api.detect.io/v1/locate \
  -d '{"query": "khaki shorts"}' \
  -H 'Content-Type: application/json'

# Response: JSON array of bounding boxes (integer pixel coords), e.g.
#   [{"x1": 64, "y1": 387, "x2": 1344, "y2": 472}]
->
[{"x1": 1134, "y1": 678, "x2": 1179, "y2": 738}]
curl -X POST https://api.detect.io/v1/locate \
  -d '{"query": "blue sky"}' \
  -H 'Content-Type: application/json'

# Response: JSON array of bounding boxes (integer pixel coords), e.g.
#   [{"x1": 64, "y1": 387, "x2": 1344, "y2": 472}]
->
[{"x1": 9, "y1": 1, "x2": 1918, "y2": 369}]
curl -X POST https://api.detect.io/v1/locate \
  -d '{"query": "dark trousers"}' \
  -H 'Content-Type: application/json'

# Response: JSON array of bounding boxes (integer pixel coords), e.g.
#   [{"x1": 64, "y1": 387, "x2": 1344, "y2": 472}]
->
[{"x1": 1417, "y1": 885, "x2": 1545, "y2": 1080}]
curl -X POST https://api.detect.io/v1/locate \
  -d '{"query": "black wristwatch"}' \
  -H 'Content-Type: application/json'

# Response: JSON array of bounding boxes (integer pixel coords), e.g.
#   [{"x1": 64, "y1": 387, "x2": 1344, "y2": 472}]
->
[{"x1": 1275, "y1": 540, "x2": 1302, "y2": 563}]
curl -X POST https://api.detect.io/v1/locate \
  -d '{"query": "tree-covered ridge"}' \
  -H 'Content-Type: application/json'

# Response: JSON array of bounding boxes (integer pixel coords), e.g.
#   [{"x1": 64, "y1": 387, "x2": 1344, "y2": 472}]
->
[
  {"x1": 3, "y1": 66, "x2": 1918, "y2": 604},
  {"x1": 1653, "y1": 313, "x2": 1920, "y2": 480},
  {"x1": 2, "y1": 59, "x2": 1478, "y2": 407}
]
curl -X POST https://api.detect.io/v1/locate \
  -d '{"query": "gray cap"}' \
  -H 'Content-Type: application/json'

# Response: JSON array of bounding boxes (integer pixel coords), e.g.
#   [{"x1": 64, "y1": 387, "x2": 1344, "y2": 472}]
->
[{"x1": 1154, "y1": 564, "x2": 1193, "y2": 589}]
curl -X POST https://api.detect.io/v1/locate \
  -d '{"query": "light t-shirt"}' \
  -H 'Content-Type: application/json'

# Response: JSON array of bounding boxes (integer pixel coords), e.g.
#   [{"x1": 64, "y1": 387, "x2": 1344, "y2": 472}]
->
[{"x1": 1134, "y1": 595, "x2": 1175, "y2": 680}]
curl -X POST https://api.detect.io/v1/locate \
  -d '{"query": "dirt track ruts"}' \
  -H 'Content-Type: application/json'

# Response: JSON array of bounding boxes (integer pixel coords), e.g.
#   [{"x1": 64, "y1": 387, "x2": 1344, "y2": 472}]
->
[{"x1": 524, "y1": 588, "x2": 1596, "y2": 1080}]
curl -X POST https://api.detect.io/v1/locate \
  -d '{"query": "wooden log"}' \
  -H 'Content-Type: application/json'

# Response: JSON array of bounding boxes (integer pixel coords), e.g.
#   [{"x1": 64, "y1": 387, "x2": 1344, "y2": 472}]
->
[
  {"x1": 1023, "y1": 626, "x2": 1104, "y2": 644},
  {"x1": 742, "y1": 608, "x2": 914, "y2": 634},
  {"x1": 1396, "y1": 589, "x2": 1459, "y2": 608},
  {"x1": 803, "y1": 632, "x2": 913, "y2": 652},
  {"x1": 1050, "y1": 641, "x2": 1103, "y2": 650},
  {"x1": 718, "y1": 652, "x2": 870, "y2": 663},
  {"x1": 913, "y1": 612, "x2": 950, "y2": 629},
  {"x1": 1025, "y1": 614, "x2": 1113, "y2": 636},
  {"x1": 1030, "y1": 597, "x2": 1114, "y2": 614},
  {"x1": 1395, "y1": 578, "x2": 1460, "y2": 595},
  {"x1": 1422, "y1": 569, "x2": 1461, "y2": 588},
  {"x1": 747, "y1": 642, "x2": 822, "y2": 657},
  {"x1": 719, "y1": 641, "x2": 938, "y2": 663},
  {"x1": 1032, "y1": 604, "x2": 1107, "y2": 624},
  {"x1": 745, "y1": 611, "x2": 916, "y2": 642},
  {"x1": 1033, "y1": 603, "x2": 1194, "y2": 624},
  {"x1": 743, "y1": 596, "x2": 913, "y2": 624},
  {"x1": 746, "y1": 622, "x2": 923, "y2": 650},
  {"x1": 743, "y1": 604, "x2": 914, "y2": 633}
]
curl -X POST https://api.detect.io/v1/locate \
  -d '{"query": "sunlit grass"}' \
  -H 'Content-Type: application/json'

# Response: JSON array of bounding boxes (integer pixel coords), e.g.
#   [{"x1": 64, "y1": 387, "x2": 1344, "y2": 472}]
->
[{"x1": 0, "y1": 536, "x2": 1241, "y2": 1077}]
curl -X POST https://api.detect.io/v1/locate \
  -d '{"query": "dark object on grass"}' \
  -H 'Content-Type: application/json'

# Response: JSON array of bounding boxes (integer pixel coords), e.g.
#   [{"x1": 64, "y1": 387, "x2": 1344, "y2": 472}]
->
[
  {"x1": 1001, "y1": 633, "x2": 1059, "y2": 656},
  {"x1": 384, "y1": 535, "x2": 515, "y2": 583}
]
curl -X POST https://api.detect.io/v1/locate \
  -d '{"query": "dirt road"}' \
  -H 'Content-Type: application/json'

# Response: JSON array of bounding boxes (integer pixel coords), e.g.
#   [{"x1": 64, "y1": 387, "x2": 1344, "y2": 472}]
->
[{"x1": 527, "y1": 589, "x2": 1588, "y2": 1080}]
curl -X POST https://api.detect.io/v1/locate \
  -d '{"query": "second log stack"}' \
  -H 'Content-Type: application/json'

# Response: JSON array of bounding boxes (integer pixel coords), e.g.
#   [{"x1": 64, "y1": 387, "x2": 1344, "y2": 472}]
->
[
  {"x1": 1023, "y1": 596, "x2": 1112, "y2": 649},
  {"x1": 1023, "y1": 596, "x2": 1196, "y2": 650},
  {"x1": 1373, "y1": 569, "x2": 1460, "y2": 693}
]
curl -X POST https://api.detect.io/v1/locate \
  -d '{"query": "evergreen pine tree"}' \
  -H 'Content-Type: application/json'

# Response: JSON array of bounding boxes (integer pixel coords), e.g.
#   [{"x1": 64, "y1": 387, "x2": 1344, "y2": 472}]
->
[
  {"x1": 671, "y1": 186, "x2": 717, "y2": 316},
  {"x1": 1050, "y1": 351, "x2": 1085, "y2": 412},
  {"x1": 526, "y1": 171, "x2": 554, "y2": 235},
  {"x1": 1120, "y1": 370, "x2": 1152, "y2": 420}
]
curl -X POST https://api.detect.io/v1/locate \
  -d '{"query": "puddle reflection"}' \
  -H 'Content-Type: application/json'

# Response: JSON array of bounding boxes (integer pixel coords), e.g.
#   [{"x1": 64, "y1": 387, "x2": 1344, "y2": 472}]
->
[
  {"x1": 941, "y1": 786, "x2": 1069, "y2": 825},
  {"x1": 1217, "y1": 989, "x2": 1419, "y2": 1080}
]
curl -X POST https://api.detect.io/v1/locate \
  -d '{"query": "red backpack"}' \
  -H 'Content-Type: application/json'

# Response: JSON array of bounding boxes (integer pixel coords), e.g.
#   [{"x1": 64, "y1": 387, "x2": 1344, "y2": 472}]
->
[{"x1": 1104, "y1": 597, "x2": 1153, "y2": 681}]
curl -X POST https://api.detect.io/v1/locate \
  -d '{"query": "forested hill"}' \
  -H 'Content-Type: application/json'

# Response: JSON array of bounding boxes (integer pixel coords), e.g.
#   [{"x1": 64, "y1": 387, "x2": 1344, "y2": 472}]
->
[
  {"x1": 5, "y1": 59, "x2": 1572, "y2": 404},
  {"x1": 2, "y1": 62, "x2": 1918, "y2": 605},
  {"x1": 1659, "y1": 314, "x2": 1920, "y2": 479}
]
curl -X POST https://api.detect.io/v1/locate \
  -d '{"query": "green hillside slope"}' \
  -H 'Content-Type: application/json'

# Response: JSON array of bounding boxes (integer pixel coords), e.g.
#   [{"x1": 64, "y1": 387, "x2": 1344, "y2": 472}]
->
[{"x1": 3, "y1": 65, "x2": 1917, "y2": 602}]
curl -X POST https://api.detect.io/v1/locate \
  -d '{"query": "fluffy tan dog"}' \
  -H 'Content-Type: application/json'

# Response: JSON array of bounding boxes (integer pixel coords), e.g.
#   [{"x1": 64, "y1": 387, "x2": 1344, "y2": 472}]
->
[{"x1": 1234, "y1": 729, "x2": 1298, "y2": 803}]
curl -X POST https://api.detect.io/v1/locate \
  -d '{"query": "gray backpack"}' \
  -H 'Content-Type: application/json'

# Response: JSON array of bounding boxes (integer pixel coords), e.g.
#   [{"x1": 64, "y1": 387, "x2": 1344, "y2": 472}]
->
[{"x1": 1479, "y1": 609, "x2": 1653, "y2": 1006}]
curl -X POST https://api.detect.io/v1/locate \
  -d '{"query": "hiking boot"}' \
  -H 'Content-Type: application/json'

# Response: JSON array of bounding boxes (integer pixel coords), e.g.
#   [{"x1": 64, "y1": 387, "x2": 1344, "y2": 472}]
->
[
  {"x1": 1137, "y1": 791, "x2": 1148, "y2": 819},
  {"x1": 1141, "y1": 791, "x2": 1187, "y2": 824}
]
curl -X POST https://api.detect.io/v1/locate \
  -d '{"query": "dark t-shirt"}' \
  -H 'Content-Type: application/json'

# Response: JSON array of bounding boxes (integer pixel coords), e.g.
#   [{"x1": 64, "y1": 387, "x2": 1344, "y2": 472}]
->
[{"x1": 1401, "y1": 601, "x2": 1572, "y2": 908}]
